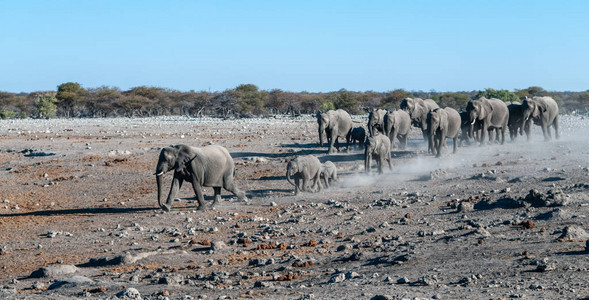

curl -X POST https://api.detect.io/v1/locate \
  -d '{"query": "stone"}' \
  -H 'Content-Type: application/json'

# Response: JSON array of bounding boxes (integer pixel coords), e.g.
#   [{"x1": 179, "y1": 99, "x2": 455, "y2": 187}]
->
[
  {"x1": 397, "y1": 277, "x2": 410, "y2": 284},
  {"x1": 29, "y1": 264, "x2": 78, "y2": 278},
  {"x1": 116, "y1": 287, "x2": 142, "y2": 299},
  {"x1": 329, "y1": 273, "x2": 346, "y2": 283},
  {"x1": 558, "y1": 226, "x2": 589, "y2": 242},
  {"x1": 371, "y1": 295, "x2": 393, "y2": 300},
  {"x1": 457, "y1": 202, "x2": 474, "y2": 212},
  {"x1": 48, "y1": 275, "x2": 93, "y2": 290}
]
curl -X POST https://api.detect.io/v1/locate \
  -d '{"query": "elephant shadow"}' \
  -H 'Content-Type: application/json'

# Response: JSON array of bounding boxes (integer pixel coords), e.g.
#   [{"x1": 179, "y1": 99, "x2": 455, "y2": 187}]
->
[{"x1": 1, "y1": 207, "x2": 155, "y2": 218}]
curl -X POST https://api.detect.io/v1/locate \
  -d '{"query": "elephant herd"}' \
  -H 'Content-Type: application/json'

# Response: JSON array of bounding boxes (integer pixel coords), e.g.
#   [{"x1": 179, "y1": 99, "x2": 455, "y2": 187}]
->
[{"x1": 154, "y1": 96, "x2": 559, "y2": 211}]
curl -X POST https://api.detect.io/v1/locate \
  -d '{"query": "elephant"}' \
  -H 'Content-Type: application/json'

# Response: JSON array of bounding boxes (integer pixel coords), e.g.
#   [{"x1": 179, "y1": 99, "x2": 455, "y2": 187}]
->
[
  {"x1": 400, "y1": 97, "x2": 440, "y2": 152},
  {"x1": 466, "y1": 97, "x2": 509, "y2": 146},
  {"x1": 383, "y1": 109, "x2": 411, "y2": 149},
  {"x1": 155, "y1": 144, "x2": 247, "y2": 211},
  {"x1": 427, "y1": 107, "x2": 461, "y2": 157},
  {"x1": 350, "y1": 126, "x2": 366, "y2": 148},
  {"x1": 286, "y1": 155, "x2": 322, "y2": 195},
  {"x1": 521, "y1": 96, "x2": 559, "y2": 141},
  {"x1": 507, "y1": 102, "x2": 530, "y2": 141},
  {"x1": 365, "y1": 133, "x2": 392, "y2": 174},
  {"x1": 367, "y1": 108, "x2": 387, "y2": 136},
  {"x1": 319, "y1": 161, "x2": 338, "y2": 188},
  {"x1": 317, "y1": 109, "x2": 353, "y2": 154}
]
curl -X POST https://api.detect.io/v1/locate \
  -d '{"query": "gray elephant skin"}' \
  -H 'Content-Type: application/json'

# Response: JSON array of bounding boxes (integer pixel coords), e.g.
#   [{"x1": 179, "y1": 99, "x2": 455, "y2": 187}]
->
[
  {"x1": 383, "y1": 109, "x2": 411, "y2": 149},
  {"x1": 155, "y1": 144, "x2": 247, "y2": 211},
  {"x1": 286, "y1": 155, "x2": 322, "y2": 195},
  {"x1": 368, "y1": 109, "x2": 387, "y2": 136},
  {"x1": 507, "y1": 102, "x2": 530, "y2": 141},
  {"x1": 427, "y1": 107, "x2": 461, "y2": 157},
  {"x1": 320, "y1": 161, "x2": 338, "y2": 188},
  {"x1": 365, "y1": 134, "x2": 392, "y2": 174},
  {"x1": 317, "y1": 109, "x2": 353, "y2": 153},
  {"x1": 400, "y1": 97, "x2": 440, "y2": 152},
  {"x1": 522, "y1": 96, "x2": 559, "y2": 141},
  {"x1": 350, "y1": 126, "x2": 366, "y2": 147},
  {"x1": 466, "y1": 97, "x2": 509, "y2": 145}
]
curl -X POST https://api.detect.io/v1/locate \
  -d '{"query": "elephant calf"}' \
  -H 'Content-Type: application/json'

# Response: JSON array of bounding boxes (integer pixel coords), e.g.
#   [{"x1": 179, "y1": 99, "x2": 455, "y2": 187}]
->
[
  {"x1": 286, "y1": 155, "x2": 322, "y2": 195},
  {"x1": 320, "y1": 161, "x2": 338, "y2": 188},
  {"x1": 365, "y1": 134, "x2": 392, "y2": 174},
  {"x1": 350, "y1": 126, "x2": 366, "y2": 148},
  {"x1": 155, "y1": 144, "x2": 247, "y2": 211},
  {"x1": 427, "y1": 107, "x2": 461, "y2": 158}
]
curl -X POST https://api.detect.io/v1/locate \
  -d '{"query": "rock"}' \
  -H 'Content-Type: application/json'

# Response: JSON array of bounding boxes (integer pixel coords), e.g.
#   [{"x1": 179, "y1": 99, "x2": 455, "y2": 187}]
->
[
  {"x1": 211, "y1": 241, "x2": 228, "y2": 251},
  {"x1": 29, "y1": 264, "x2": 78, "y2": 278},
  {"x1": 371, "y1": 296, "x2": 393, "y2": 300},
  {"x1": 397, "y1": 277, "x2": 410, "y2": 284},
  {"x1": 48, "y1": 275, "x2": 93, "y2": 290},
  {"x1": 345, "y1": 271, "x2": 361, "y2": 279},
  {"x1": 248, "y1": 258, "x2": 267, "y2": 267},
  {"x1": 253, "y1": 281, "x2": 273, "y2": 288},
  {"x1": 457, "y1": 202, "x2": 474, "y2": 212},
  {"x1": 535, "y1": 208, "x2": 573, "y2": 221},
  {"x1": 417, "y1": 274, "x2": 438, "y2": 286},
  {"x1": 116, "y1": 287, "x2": 142, "y2": 299},
  {"x1": 524, "y1": 189, "x2": 569, "y2": 207},
  {"x1": 474, "y1": 196, "x2": 524, "y2": 210},
  {"x1": 558, "y1": 226, "x2": 589, "y2": 242},
  {"x1": 329, "y1": 273, "x2": 346, "y2": 283},
  {"x1": 586, "y1": 240, "x2": 589, "y2": 252}
]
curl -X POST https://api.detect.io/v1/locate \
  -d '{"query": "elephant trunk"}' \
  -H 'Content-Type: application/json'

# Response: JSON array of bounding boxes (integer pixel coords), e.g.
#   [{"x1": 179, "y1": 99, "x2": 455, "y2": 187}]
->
[
  {"x1": 156, "y1": 174, "x2": 166, "y2": 210},
  {"x1": 286, "y1": 165, "x2": 295, "y2": 187},
  {"x1": 364, "y1": 149, "x2": 371, "y2": 173}
]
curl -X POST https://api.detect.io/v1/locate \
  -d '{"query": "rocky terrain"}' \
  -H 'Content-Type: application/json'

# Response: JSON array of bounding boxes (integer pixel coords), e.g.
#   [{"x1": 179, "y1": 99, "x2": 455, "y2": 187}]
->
[{"x1": 0, "y1": 114, "x2": 588, "y2": 300}]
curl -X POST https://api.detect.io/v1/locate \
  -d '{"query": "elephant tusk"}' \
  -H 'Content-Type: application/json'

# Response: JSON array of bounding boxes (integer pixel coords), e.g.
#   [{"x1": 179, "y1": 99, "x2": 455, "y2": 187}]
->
[
  {"x1": 154, "y1": 171, "x2": 165, "y2": 176},
  {"x1": 471, "y1": 120, "x2": 476, "y2": 125}
]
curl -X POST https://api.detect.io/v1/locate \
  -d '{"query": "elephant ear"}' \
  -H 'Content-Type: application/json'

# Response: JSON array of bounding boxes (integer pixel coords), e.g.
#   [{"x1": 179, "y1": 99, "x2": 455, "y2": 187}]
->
[
  {"x1": 482, "y1": 100, "x2": 493, "y2": 115},
  {"x1": 175, "y1": 146, "x2": 197, "y2": 172}
]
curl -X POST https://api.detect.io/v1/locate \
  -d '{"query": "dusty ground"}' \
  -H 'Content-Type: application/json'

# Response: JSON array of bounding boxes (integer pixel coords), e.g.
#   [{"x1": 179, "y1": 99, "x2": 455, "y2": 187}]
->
[{"x1": 0, "y1": 114, "x2": 588, "y2": 300}]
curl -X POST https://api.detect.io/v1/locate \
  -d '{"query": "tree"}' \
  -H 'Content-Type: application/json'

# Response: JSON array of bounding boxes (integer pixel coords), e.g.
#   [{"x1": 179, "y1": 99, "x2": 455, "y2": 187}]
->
[
  {"x1": 56, "y1": 82, "x2": 86, "y2": 117},
  {"x1": 438, "y1": 92, "x2": 471, "y2": 110},
  {"x1": 381, "y1": 89, "x2": 412, "y2": 109},
  {"x1": 475, "y1": 88, "x2": 519, "y2": 103},
  {"x1": 34, "y1": 94, "x2": 58, "y2": 118},
  {"x1": 231, "y1": 84, "x2": 266, "y2": 115},
  {"x1": 331, "y1": 89, "x2": 359, "y2": 113}
]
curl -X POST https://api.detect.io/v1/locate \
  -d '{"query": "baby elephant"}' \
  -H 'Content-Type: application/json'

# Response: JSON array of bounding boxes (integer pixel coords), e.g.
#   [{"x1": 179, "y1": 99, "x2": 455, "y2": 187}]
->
[
  {"x1": 365, "y1": 134, "x2": 392, "y2": 174},
  {"x1": 427, "y1": 107, "x2": 461, "y2": 158},
  {"x1": 350, "y1": 126, "x2": 366, "y2": 148},
  {"x1": 320, "y1": 161, "x2": 338, "y2": 188},
  {"x1": 286, "y1": 155, "x2": 322, "y2": 195}
]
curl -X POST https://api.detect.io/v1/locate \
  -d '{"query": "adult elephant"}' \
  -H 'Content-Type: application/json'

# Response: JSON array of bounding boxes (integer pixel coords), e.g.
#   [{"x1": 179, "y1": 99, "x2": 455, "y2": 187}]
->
[
  {"x1": 286, "y1": 155, "x2": 322, "y2": 195},
  {"x1": 507, "y1": 102, "x2": 530, "y2": 141},
  {"x1": 317, "y1": 109, "x2": 353, "y2": 154},
  {"x1": 521, "y1": 96, "x2": 559, "y2": 141},
  {"x1": 400, "y1": 98, "x2": 439, "y2": 152},
  {"x1": 466, "y1": 97, "x2": 509, "y2": 146},
  {"x1": 383, "y1": 109, "x2": 411, "y2": 149},
  {"x1": 427, "y1": 107, "x2": 460, "y2": 157},
  {"x1": 155, "y1": 144, "x2": 247, "y2": 211},
  {"x1": 367, "y1": 108, "x2": 387, "y2": 136}
]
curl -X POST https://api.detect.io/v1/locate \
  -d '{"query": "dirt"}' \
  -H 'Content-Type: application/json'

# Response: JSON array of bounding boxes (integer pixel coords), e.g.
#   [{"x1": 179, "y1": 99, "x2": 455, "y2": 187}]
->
[{"x1": 0, "y1": 115, "x2": 588, "y2": 299}]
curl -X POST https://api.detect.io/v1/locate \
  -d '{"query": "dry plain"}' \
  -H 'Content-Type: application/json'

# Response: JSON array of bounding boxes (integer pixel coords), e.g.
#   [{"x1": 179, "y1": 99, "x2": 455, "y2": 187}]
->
[{"x1": 0, "y1": 114, "x2": 588, "y2": 299}]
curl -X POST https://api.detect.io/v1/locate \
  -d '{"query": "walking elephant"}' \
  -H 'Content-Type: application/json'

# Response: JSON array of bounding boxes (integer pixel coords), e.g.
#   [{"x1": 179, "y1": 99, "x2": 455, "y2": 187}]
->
[
  {"x1": 350, "y1": 126, "x2": 366, "y2": 148},
  {"x1": 319, "y1": 161, "x2": 338, "y2": 188},
  {"x1": 400, "y1": 97, "x2": 439, "y2": 152},
  {"x1": 286, "y1": 155, "x2": 322, "y2": 195},
  {"x1": 365, "y1": 134, "x2": 392, "y2": 174},
  {"x1": 507, "y1": 102, "x2": 530, "y2": 141},
  {"x1": 383, "y1": 109, "x2": 411, "y2": 149},
  {"x1": 522, "y1": 96, "x2": 559, "y2": 141},
  {"x1": 155, "y1": 144, "x2": 247, "y2": 211},
  {"x1": 427, "y1": 107, "x2": 461, "y2": 157},
  {"x1": 466, "y1": 97, "x2": 509, "y2": 146},
  {"x1": 367, "y1": 109, "x2": 387, "y2": 136},
  {"x1": 317, "y1": 109, "x2": 353, "y2": 154}
]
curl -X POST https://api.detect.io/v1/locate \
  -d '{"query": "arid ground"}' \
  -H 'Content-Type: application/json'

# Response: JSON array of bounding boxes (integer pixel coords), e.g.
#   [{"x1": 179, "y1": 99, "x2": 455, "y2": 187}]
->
[{"x1": 1, "y1": 115, "x2": 588, "y2": 299}]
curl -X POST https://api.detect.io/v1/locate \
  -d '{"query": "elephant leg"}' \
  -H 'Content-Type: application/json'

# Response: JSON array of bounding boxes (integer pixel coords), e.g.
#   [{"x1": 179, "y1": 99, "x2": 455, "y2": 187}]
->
[
  {"x1": 554, "y1": 116, "x2": 559, "y2": 139},
  {"x1": 500, "y1": 128, "x2": 506, "y2": 145},
  {"x1": 453, "y1": 137, "x2": 457, "y2": 153},
  {"x1": 387, "y1": 153, "x2": 393, "y2": 170},
  {"x1": 189, "y1": 178, "x2": 206, "y2": 210},
  {"x1": 164, "y1": 176, "x2": 183, "y2": 211},
  {"x1": 479, "y1": 125, "x2": 487, "y2": 146},
  {"x1": 212, "y1": 187, "x2": 222, "y2": 207},
  {"x1": 223, "y1": 175, "x2": 247, "y2": 202},
  {"x1": 541, "y1": 123, "x2": 550, "y2": 141}
]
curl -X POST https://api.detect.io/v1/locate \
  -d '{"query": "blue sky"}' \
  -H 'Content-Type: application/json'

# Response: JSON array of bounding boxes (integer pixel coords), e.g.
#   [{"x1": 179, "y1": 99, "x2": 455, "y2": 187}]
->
[{"x1": 1, "y1": 1, "x2": 588, "y2": 93}]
